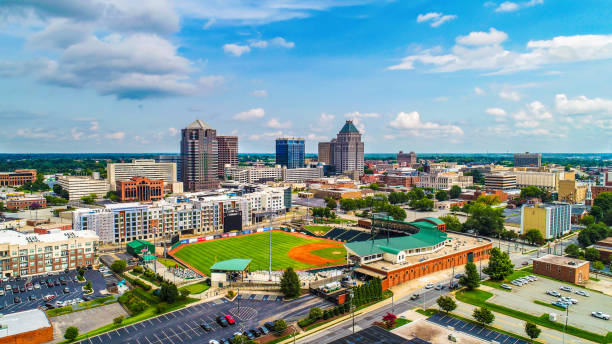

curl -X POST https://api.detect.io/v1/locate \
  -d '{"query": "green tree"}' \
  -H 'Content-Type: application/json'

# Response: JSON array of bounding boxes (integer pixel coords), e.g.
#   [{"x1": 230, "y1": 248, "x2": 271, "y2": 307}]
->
[
  {"x1": 64, "y1": 326, "x2": 79, "y2": 341},
  {"x1": 579, "y1": 215, "x2": 595, "y2": 226},
  {"x1": 450, "y1": 204, "x2": 461, "y2": 213},
  {"x1": 449, "y1": 185, "x2": 462, "y2": 199},
  {"x1": 110, "y1": 259, "x2": 127, "y2": 273},
  {"x1": 590, "y1": 205, "x2": 603, "y2": 222},
  {"x1": 565, "y1": 244, "x2": 582, "y2": 258},
  {"x1": 436, "y1": 296, "x2": 457, "y2": 313},
  {"x1": 280, "y1": 267, "x2": 301, "y2": 299},
  {"x1": 273, "y1": 319, "x2": 288, "y2": 336},
  {"x1": 483, "y1": 248, "x2": 514, "y2": 281},
  {"x1": 525, "y1": 322, "x2": 541, "y2": 340},
  {"x1": 387, "y1": 205, "x2": 407, "y2": 221},
  {"x1": 325, "y1": 198, "x2": 337, "y2": 209},
  {"x1": 309, "y1": 307, "x2": 323, "y2": 320},
  {"x1": 160, "y1": 282, "x2": 179, "y2": 303},
  {"x1": 369, "y1": 183, "x2": 380, "y2": 190},
  {"x1": 593, "y1": 192, "x2": 612, "y2": 215},
  {"x1": 603, "y1": 210, "x2": 612, "y2": 226},
  {"x1": 592, "y1": 261, "x2": 605, "y2": 279},
  {"x1": 440, "y1": 215, "x2": 462, "y2": 232},
  {"x1": 473, "y1": 307, "x2": 495, "y2": 326},
  {"x1": 105, "y1": 190, "x2": 119, "y2": 201},
  {"x1": 462, "y1": 203, "x2": 504, "y2": 236},
  {"x1": 180, "y1": 288, "x2": 191, "y2": 299},
  {"x1": 584, "y1": 247, "x2": 600, "y2": 261},
  {"x1": 523, "y1": 229, "x2": 545, "y2": 245},
  {"x1": 411, "y1": 197, "x2": 434, "y2": 211},
  {"x1": 459, "y1": 262, "x2": 480, "y2": 290},
  {"x1": 435, "y1": 190, "x2": 449, "y2": 201}
]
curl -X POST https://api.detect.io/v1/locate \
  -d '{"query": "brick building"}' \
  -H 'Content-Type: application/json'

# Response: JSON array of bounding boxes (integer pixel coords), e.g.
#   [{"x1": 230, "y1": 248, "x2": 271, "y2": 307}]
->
[
  {"x1": 590, "y1": 237, "x2": 612, "y2": 264},
  {"x1": 116, "y1": 176, "x2": 164, "y2": 202},
  {"x1": 383, "y1": 174, "x2": 420, "y2": 187},
  {"x1": 0, "y1": 169, "x2": 36, "y2": 187},
  {"x1": 0, "y1": 309, "x2": 53, "y2": 344},
  {"x1": 6, "y1": 196, "x2": 46, "y2": 210},
  {"x1": 532, "y1": 255, "x2": 589, "y2": 284},
  {"x1": 397, "y1": 151, "x2": 417, "y2": 166}
]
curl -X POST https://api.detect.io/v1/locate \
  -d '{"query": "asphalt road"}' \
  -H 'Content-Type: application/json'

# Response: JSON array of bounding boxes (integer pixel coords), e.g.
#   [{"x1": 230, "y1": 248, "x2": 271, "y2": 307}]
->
[
  {"x1": 0, "y1": 269, "x2": 106, "y2": 314},
  {"x1": 76, "y1": 294, "x2": 332, "y2": 344}
]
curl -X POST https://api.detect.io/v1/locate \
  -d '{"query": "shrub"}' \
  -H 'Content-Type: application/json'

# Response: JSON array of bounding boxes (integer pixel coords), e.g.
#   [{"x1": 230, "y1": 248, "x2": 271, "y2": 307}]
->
[
  {"x1": 132, "y1": 266, "x2": 144, "y2": 274},
  {"x1": 110, "y1": 260, "x2": 127, "y2": 273},
  {"x1": 156, "y1": 302, "x2": 168, "y2": 314},
  {"x1": 333, "y1": 307, "x2": 340, "y2": 316},
  {"x1": 180, "y1": 289, "x2": 190, "y2": 300},
  {"x1": 273, "y1": 319, "x2": 288, "y2": 336},
  {"x1": 113, "y1": 316, "x2": 124, "y2": 325},
  {"x1": 64, "y1": 326, "x2": 79, "y2": 341},
  {"x1": 226, "y1": 290, "x2": 235, "y2": 299},
  {"x1": 309, "y1": 307, "x2": 323, "y2": 320},
  {"x1": 323, "y1": 310, "x2": 329, "y2": 320}
]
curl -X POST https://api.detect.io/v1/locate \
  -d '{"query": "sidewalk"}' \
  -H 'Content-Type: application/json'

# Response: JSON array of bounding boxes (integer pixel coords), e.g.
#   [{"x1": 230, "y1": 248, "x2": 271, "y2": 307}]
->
[{"x1": 453, "y1": 300, "x2": 597, "y2": 344}]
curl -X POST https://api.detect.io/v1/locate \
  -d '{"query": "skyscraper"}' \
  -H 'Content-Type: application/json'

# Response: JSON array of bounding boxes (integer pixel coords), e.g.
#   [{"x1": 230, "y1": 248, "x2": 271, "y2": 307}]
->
[
  {"x1": 320, "y1": 120, "x2": 364, "y2": 175},
  {"x1": 318, "y1": 141, "x2": 333, "y2": 165},
  {"x1": 181, "y1": 120, "x2": 219, "y2": 191},
  {"x1": 217, "y1": 136, "x2": 238, "y2": 177},
  {"x1": 275, "y1": 137, "x2": 305, "y2": 169},
  {"x1": 514, "y1": 152, "x2": 541, "y2": 167},
  {"x1": 397, "y1": 151, "x2": 417, "y2": 166}
]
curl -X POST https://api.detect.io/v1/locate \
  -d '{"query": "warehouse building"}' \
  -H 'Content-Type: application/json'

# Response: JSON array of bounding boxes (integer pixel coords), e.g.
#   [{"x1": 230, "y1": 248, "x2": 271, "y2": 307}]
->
[{"x1": 0, "y1": 309, "x2": 53, "y2": 344}]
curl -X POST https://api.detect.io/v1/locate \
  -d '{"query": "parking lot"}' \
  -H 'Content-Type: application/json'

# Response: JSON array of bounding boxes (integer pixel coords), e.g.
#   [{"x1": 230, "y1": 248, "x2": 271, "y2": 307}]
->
[
  {"x1": 487, "y1": 277, "x2": 612, "y2": 335},
  {"x1": 0, "y1": 269, "x2": 107, "y2": 315},
  {"x1": 76, "y1": 294, "x2": 331, "y2": 344},
  {"x1": 428, "y1": 312, "x2": 530, "y2": 344}
]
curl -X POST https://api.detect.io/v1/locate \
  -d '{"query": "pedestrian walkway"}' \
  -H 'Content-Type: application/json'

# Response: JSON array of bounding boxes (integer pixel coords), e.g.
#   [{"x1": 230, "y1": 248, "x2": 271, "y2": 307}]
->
[{"x1": 454, "y1": 300, "x2": 597, "y2": 344}]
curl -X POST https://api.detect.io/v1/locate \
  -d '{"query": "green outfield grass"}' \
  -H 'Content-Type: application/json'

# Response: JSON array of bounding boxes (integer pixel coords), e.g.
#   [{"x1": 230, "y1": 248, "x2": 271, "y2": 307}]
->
[
  {"x1": 310, "y1": 246, "x2": 346, "y2": 260},
  {"x1": 303, "y1": 225, "x2": 333, "y2": 235},
  {"x1": 173, "y1": 231, "x2": 346, "y2": 276}
]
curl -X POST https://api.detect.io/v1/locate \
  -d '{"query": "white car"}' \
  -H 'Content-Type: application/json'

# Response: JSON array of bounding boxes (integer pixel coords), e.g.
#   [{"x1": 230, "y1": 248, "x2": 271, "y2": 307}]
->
[
  {"x1": 560, "y1": 286, "x2": 573, "y2": 292},
  {"x1": 500, "y1": 284, "x2": 512, "y2": 290},
  {"x1": 592, "y1": 312, "x2": 610, "y2": 320},
  {"x1": 546, "y1": 290, "x2": 561, "y2": 297},
  {"x1": 34, "y1": 283, "x2": 40, "y2": 289},
  {"x1": 425, "y1": 283, "x2": 435, "y2": 289},
  {"x1": 575, "y1": 290, "x2": 589, "y2": 297}
]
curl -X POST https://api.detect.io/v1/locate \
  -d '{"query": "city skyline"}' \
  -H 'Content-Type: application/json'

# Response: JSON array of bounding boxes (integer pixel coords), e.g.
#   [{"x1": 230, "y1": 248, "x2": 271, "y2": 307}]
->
[{"x1": 1, "y1": 1, "x2": 612, "y2": 154}]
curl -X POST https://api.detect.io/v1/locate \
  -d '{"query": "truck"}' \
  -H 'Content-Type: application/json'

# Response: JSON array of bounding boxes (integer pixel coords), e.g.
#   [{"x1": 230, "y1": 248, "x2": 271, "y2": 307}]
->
[{"x1": 320, "y1": 281, "x2": 341, "y2": 293}]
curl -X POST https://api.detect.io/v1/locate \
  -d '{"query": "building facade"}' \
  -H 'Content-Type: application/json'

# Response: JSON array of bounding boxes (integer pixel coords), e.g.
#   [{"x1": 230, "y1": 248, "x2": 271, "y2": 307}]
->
[
  {"x1": 485, "y1": 173, "x2": 517, "y2": 190},
  {"x1": 57, "y1": 175, "x2": 110, "y2": 200},
  {"x1": 511, "y1": 170, "x2": 570, "y2": 191},
  {"x1": 181, "y1": 120, "x2": 219, "y2": 191},
  {"x1": 417, "y1": 173, "x2": 473, "y2": 190},
  {"x1": 558, "y1": 179, "x2": 588, "y2": 204},
  {"x1": 383, "y1": 174, "x2": 420, "y2": 187},
  {"x1": 0, "y1": 229, "x2": 98, "y2": 277},
  {"x1": 520, "y1": 202, "x2": 571, "y2": 239},
  {"x1": 0, "y1": 169, "x2": 36, "y2": 187},
  {"x1": 397, "y1": 151, "x2": 417, "y2": 166},
  {"x1": 225, "y1": 166, "x2": 323, "y2": 184},
  {"x1": 532, "y1": 255, "x2": 589, "y2": 284},
  {"x1": 318, "y1": 141, "x2": 332, "y2": 165},
  {"x1": 275, "y1": 137, "x2": 305, "y2": 169},
  {"x1": 156, "y1": 155, "x2": 182, "y2": 182},
  {"x1": 217, "y1": 136, "x2": 239, "y2": 177},
  {"x1": 107, "y1": 159, "x2": 179, "y2": 192},
  {"x1": 514, "y1": 152, "x2": 541, "y2": 167},
  {"x1": 6, "y1": 196, "x2": 47, "y2": 210},
  {"x1": 321, "y1": 120, "x2": 364, "y2": 176},
  {"x1": 116, "y1": 176, "x2": 164, "y2": 202}
]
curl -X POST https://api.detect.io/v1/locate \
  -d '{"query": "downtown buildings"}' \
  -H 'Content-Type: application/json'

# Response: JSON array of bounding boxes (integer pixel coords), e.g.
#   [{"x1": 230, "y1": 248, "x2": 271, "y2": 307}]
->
[
  {"x1": 514, "y1": 152, "x2": 542, "y2": 167},
  {"x1": 275, "y1": 137, "x2": 305, "y2": 169},
  {"x1": 107, "y1": 159, "x2": 182, "y2": 194},
  {"x1": 0, "y1": 169, "x2": 36, "y2": 187},
  {"x1": 318, "y1": 120, "x2": 365, "y2": 176}
]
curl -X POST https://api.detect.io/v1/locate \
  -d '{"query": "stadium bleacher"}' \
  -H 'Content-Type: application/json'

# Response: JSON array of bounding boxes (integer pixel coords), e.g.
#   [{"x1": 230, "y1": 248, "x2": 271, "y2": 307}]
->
[
  {"x1": 323, "y1": 228, "x2": 346, "y2": 240},
  {"x1": 320, "y1": 227, "x2": 408, "y2": 243}
]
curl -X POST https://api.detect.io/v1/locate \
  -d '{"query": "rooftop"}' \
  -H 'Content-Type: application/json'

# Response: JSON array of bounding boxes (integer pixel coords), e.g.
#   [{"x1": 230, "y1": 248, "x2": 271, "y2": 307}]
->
[
  {"x1": 533, "y1": 254, "x2": 589, "y2": 268},
  {"x1": 210, "y1": 258, "x2": 252, "y2": 271},
  {"x1": 186, "y1": 119, "x2": 212, "y2": 130},
  {"x1": 0, "y1": 309, "x2": 51, "y2": 338},
  {"x1": 0, "y1": 229, "x2": 98, "y2": 246},
  {"x1": 339, "y1": 120, "x2": 360, "y2": 134}
]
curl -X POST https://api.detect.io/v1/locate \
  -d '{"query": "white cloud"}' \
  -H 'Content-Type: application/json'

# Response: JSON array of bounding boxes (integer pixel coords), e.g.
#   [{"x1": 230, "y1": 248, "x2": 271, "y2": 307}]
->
[
  {"x1": 344, "y1": 111, "x2": 380, "y2": 119},
  {"x1": 474, "y1": 87, "x2": 486, "y2": 95},
  {"x1": 223, "y1": 43, "x2": 251, "y2": 56},
  {"x1": 310, "y1": 113, "x2": 335, "y2": 132},
  {"x1": 269, "y1": 37, "x2": 295, "y2": 48},
  {"x1": 233, "y1": 108, "x2": 265, "y2": 120},
  {"x1": 515, "y1": 120, "x2": 540, "y2": 128},
  {"x1": 16, "y1": 128, "x2": 56, "y2": 139},
  {"x1": 89, "y1": 121, "x2": 99, "y2": 131},
  {"x1": 389, "y1": 111, "x2": 463, "y2": 136},
  {"x1": 526, "y1": 101, "x2": 552, "y2": 119},
  {"x1": 198, "y1": 75, "x2": 225, "y2": 89},
  {"x1": 495, "y1": 0, "x2": 543, "y2": 13},
  {"x1": 203, "y1": 18, "x2": 215, "y2": 29},
  {"x1": 456, "y1": 28, "x2": 508, "y2": 46},
  {"x1": 388, "y1": 30, "x2": 612, "y2": 74},
  {"x1": 486, "y1": 108, "x2": 507, "y2": 116},
  {"x1": 168, "y1": 127, "x2": 180, "y2": 136},
  {"x1": 105, "y1": 131, "x2": 125, "y2": 140},
  {"x1": 499, "y1": 90, "x2": 521, "y2": 101},
  {"x1": 416, "y1": 12, "x2": 457, "y2": 27},
  {"x1": 306, "y1": 133, "x2": 327, "y2": 141},
  {"x1": 265, "y1": 118, "x2": 292, "y2": 129},
  {"x1": 248, "y1": 131, "x2": 283, "y2": 141},
  {"x1": 555, "y1": 94, "x2": 612, "y2": 115},
  {"x1": 383, "y1": 134, "x2": 396, "y2": 140},
  {"x1": 250, "y1": 90, "x2": 268, "y2": 97}
]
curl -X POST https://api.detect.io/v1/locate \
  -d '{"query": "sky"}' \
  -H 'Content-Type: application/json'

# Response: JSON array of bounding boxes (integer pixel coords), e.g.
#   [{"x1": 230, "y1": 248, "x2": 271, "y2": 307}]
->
[{"x1": 1, "y1": 0, "x2": 611, "y2": 154}]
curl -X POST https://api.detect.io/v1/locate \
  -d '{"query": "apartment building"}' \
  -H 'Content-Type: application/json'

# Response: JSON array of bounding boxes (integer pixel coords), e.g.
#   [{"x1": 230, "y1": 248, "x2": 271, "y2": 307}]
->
[
  {"x1": 225, "y1": 166, "x2": 323, "y2": 184},
  {"x1": 0, "y1": 169, "x2": 36, "y2": 187},
  {"x1": 57, "y1": 175, "x2": 110, "y2": 200},
  {"x1": 6, "y1": 196, "x2": 47, "y2": 210},
  {"x1": 512, "y1": 170, "x2": 567, "y2": 191},
  {"x1": 107, "y1": 159, "x2": 180, "y2": 193},
  {"x1": 485, "y1": 173, "x2": 517, "y2": 190},
  {"x1": 397, "y1": 151, "x2": 417, "y2": 166},
  {"x1": 520, "y1": 202, "x2": 571, "y2": 239},
  {"x1": 558, "y1": 179, "x2": 588, "y2": 204},
  {"x1": 417, "y1": 173, "x2": 473, "y2": 190},
  {"x1": 0, "y1": 229, "x2": 98, "y2": 277}
]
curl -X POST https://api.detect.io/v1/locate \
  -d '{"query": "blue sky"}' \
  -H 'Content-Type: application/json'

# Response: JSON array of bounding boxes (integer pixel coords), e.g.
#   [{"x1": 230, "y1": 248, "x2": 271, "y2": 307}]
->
[{"x1": 1, "y1": 0, "x2": 611, "y2": 153}]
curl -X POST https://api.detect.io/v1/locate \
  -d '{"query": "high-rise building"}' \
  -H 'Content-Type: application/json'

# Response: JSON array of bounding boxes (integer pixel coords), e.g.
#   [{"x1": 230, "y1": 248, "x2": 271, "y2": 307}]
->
[
  {"x1": 485, "y1": 173, "x2": 517, "y2": 190},
  {"x1": 397, "y1": 151, "x2": 417, "y2": 166},
  {"x1": 217, "y1": 136, "x2": 238, "y2": 177},
  {"x1": 514, "y1": 152, "x2": 541, "y2": 167},
  {"x1": 181, "y1": 120, "x2": 219, "y2": 191},
  {"x1": 318, "y1": 141, "x2": 333, "y2": 165},
  {"x1": 520, "y1": 202, "x2": 571, "y2": 239},
  {"x1": 275, "y1": 137, "x2": 305, "y2": 169},
  {"x1": 321, "y1": 120, "x2": 364, "y2": 175},
  {"x1": 107, "y1": 159, "x2": 178, "y2": 191}
]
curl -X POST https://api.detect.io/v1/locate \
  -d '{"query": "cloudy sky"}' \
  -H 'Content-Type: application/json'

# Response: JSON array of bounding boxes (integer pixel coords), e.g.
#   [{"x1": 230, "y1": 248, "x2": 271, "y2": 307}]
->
[{"x1": 1, "y1": 0, "x2": 611, "y2": 153}]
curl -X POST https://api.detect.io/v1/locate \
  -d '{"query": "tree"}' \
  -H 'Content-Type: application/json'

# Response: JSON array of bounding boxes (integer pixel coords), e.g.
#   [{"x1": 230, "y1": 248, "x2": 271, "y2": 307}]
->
[
  {"x1": 369, "y1": 183, "x2": 380, "y2": 190},
  {"x1": 523, "y1": 229, "x2": 545, "y2": 245},
  {"x1": 472, "y1": 307, "x2": 494, "y2": 326},
  {"x1": 483, "y1": 248, "x2": 514, "y2": 281},
  {"x1": 593, "y1": 192, "x2": 612, "y2": 215},
  {"x1": 565, "y1": 244, "x2": 582, "y2": 258},
  {"x1": 584, "y1": 247, "x2": 600, "y2": 261},
  {"x1": 382, "y1": 313, "x2": 397, "y2": 329},
  {"x1": 110, "y1": 259, "x2": 127, "y2": 273},
  {"x1": 476, "y1": 195, "x2": 500, "y2": 205},
  {"x1": 325, "y1": 198, "x2": 337, "y2": 209},
  {"x1": 462, "y1": 203, "x2": 504, "y2": 236},
  {"x1": 465, "y1": 170, "x2": 485, "y2": 184},
  {"x1": 450, "y1": 204, "x2": 461, "y2": 213},
  {"x1": 105, "y1": 190, "x2": 119, "y2": 201},
  {"x1": 449, "y1": 185, "x2": 462, "y2": 199},
  {"x1": 85, "y1": 281, "x2": 92, "y2": 291},
  {"x1": 459, "y1": 262, "x2": 480, "y2": 290},
  {"x1": 440, "y1": 215, "x2": 462, "y2": 232},
  {"x1": 387, "y1": 205, "x2": 407, "y2": 221},
  {"x1": 579, "y1": 215, "x2": 595, "y2": 226},
  {"x1": 309, "y1": 307, "x2": 323, "y2": 320},
  {"x1": 29, "y1": 202, "x2": 42, "y2": 210},
  {"x1": 160, "y1": 282, "x2": 179, "y2": 303},
  {"x1": 435, "y1": 190, "x2": 449, "y2": 202},
  {"x1": 436, "y1": 296, "x2": 457, "y2": 313},
  {"x1": 525, "y1": 322, "x2": 541, "y2": 340},
  {"x1": 273, "y1": 319, "x2": 288, "y2": 336},
  {"x1": 592, "y1": 261, "x2": 605, "y2": 279},
  {"x1": 280, "y1": 267, "x2": 301, "y2": 299},
  {"x1": 603, "y1": 210, "x2": 612, "y2": 226},
  {"x1": 180, "y1": 288, "x2": 191, "y2": 299},
  {"x1": 411, "y1": 197, "x2": 434, "y2": 211},
  {"x1": 64, "y1": 326, "x2": 79, "y2": 341},
  {"x1": 590, "y1": 205, "x2": 604, "y2": 222}
]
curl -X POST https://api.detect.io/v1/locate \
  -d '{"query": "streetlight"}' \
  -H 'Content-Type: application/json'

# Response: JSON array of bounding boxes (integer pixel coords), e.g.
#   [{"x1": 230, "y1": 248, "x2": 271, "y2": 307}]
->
[
  {"x1": 562, "y1": 306, "x2": 569, "y2": 344},
  {"x1": 349, "y1": 289, "x2": 355, "y2": 333}
]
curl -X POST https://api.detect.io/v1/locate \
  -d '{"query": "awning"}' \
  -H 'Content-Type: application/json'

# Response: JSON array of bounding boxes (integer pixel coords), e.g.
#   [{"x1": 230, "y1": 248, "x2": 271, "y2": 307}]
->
[{"x1": 354, "y1": 267, "x2": 387, "y2": 279}]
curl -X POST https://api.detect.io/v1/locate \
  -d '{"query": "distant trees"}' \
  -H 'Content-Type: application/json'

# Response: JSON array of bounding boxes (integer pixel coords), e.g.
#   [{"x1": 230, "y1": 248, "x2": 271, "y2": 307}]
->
[
  {"x1": 519, "y1": 186, "x2": 552, "y2": 202},
  {"x1": 325, "y1": 198, "x2": 337, "y2": 209},
  {"x1": 462, "y1": 203, "x2": 504, "y2": 236},
  {"x1": 435, "y1": 190, "x2": 449, "y2": 202},
  {"x1": 411, "y1": 198, "x2": 434, "y2": 212},
  {"x1": 311, "y1": 207, "x2": 336, "y2": 219},
  {"x1": 578, "y1": 223, "x2": 611, "y2": 247}
]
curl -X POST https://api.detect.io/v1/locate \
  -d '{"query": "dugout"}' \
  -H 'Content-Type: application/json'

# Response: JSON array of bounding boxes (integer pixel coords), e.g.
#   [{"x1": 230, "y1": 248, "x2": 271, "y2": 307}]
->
[{"x1": 210, "y1": 259, "x2": 251, "y2": 287}]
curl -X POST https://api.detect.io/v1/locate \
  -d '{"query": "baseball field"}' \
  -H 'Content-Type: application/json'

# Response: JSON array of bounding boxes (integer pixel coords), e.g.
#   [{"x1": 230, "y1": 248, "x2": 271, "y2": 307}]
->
[{"x1": 171, "y1": 231, "x2": 346, "y2": 276}]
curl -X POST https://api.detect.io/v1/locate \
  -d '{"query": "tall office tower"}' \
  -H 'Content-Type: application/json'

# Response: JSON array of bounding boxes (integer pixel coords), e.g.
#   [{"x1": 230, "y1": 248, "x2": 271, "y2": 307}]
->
[
  {"x1": 514, "y1": 152, "x2": 542, "y2": 167},
  {"x1": 318, "y1": 141, "x2": 333, "y2": 165},
  {"x1": 217, "y1": 136, "x2": 238, "y2": 177},
  {"x1": 275, "y1": 137, "x2": 305, "y2": 169},
  {"x1": 397, "y1": 151, "x2": 417, "y2": 166},
  {"x1": 181, "y1": 120, "x2": 219, "y2": 191},
  {"x1": 331, "y1": 120, "x2": 364, "y2": 175}
]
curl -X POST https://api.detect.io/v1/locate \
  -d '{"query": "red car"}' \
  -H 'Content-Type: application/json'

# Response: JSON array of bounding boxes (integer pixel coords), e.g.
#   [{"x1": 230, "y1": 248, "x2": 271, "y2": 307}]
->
[
  {"x1": 225, "y1": 315, "x2": 235, "y2": 325},
  {"x1": 26, "y1": 282, "x2": 33, "y2": 287}
]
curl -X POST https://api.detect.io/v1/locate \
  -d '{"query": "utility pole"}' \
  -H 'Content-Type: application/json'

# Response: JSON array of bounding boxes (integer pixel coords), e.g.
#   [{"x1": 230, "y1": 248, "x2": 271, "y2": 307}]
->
[
  {"x1": 268, "y1": 215, "x2": 272, "y2": 281},
  {"x1": 349, "y1": 289, "x2": 355, "y2": 333}
]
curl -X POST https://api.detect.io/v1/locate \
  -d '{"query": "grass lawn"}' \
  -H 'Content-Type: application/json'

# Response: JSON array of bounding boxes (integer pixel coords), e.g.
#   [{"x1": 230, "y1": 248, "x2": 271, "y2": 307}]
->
[
  {"x1": 157, "y1": 257, "x2": 180, "y2": 269},
  {"x1": 47, "y1": 296, "x2": 117, "y2": 317},
  {"x1": 482, "y1": 270, "x2": 532, "y2": 290},
  {"x1": 180, "y1": 282, "x2": 210, "y2": 294},
  {"x1": 533, "y1": 300, "x2": 567, "y2": 311},
  {"x1": 391, "y1": 318, "x2": 411, "y2": 329},
  {"x1": 303, "y1": 225, "x2": 333, "y2": 235},
  {"x1": 173, "y1": 231, "x2": 346, "y2": 275},
  {"x1": 415, "y1": 308, "x2": 437, "y2": 317},
  {"x1": 310, "y1": 246, "x2": 346, "y2": 260}
]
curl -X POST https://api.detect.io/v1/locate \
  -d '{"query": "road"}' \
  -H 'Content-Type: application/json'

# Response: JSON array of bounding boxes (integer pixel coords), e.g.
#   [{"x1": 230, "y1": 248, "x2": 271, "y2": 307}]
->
[{"x1": 298, "y1": 287, "x2": 445, "y2": 344}]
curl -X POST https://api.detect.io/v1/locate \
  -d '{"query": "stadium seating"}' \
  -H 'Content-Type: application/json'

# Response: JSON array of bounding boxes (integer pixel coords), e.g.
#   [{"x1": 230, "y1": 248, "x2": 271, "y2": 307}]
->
[{"x1": 323, "y1": 228, "x2": 346, "y2": 240}]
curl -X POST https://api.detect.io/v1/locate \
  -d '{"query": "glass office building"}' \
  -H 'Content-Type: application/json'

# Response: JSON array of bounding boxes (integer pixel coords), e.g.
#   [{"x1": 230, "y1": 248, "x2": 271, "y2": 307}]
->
[{"x1": 275, "y1": 137, "x2": 305, "y2": 169}]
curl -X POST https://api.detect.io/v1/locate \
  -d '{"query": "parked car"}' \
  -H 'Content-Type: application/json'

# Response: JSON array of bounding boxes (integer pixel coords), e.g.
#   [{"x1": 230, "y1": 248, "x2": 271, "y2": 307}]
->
[
  {"x1": 264, "y1": 322, "x2": 276, "y2": 330},
  {"x1": 216, "y1": 316, "x2": 229, "y2": 327},
  {"x1": 44, "y1": 294, "x2": 55, "y2": 301},
  {"x1": 575, "y1": 290, "x2": 589, "y2": 297},
  {"x1": 200, "y1": 322, "x2": 213, "y2": 331},
  {"x1": 560, "y1": 286, "x2": 573, "y2": 292},
  {"x1": 454, "y1": 274, "x2": 463, "y2": 279},
  {"x1": 63, "y1": 287, "x2": 70, "y2": 294},
  {"x1": 552, "y1": 301, "x2": 569, "y2": 309},
  {"x1": 410, "y1": 294, "x2": 420, "y2": 300},
  {"x1": 19, "y1": 286, "x2": 25, "y2": 292},
  {"x1": 500, "y1": 284, "x2": 512, "y2": 290},
  {"x1": 521, "y1": 261, "x2": 529, "y2": 266},
  {"x1": 434, "y1": 284, "x2": 444, "y2": 290},
  {"x1": 34, "y1": 283, "x2": 40, "y2": 289},
  {"x1": 425, "y1": 283, "x2": 435, "y2": 289},
  {"x1": 208, "y1": 340, "x2": 220, "y2": 344},
  {"x1": 591, "y1": 312, "x2": 610, "y2": 320},
  {"x1": 225, "y1": 314, "x2": 236, "y2": 325},
  {"x1": 13, "y1": 297, "x2": 20, "y2": 304},
  {"x1": 0, "y1": 290, "x2": 4, "y2": 296},
  {"x1": 258, "y1": 326, "x2": 269, "y2": 336},
  {"x1": 243, "y1": 331, "x2": 255, "y2": 340},
  {"x1": 4, "y1": 285, "x2": 10, "y2": 291},
  {"x1": 546, "y1": 290, "x2": 561, "y2": 297},
  {"x1": 29, "y1": 295, "x2": 37, "y2": 301},
  {"x1": 12, "y1": 286, "x2": 19, "y2": 293}
]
